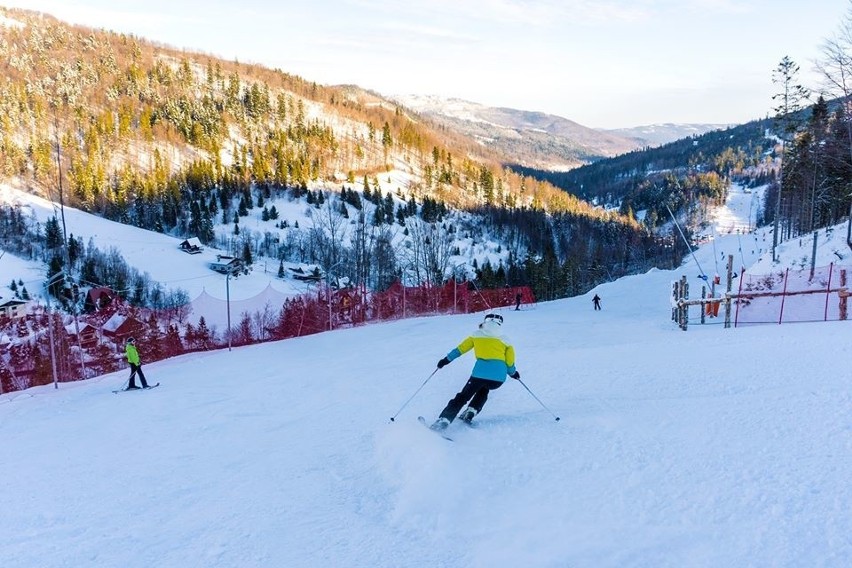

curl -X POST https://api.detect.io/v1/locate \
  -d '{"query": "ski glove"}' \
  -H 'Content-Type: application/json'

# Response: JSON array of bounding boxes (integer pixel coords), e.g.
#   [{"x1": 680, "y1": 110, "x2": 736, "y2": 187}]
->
[
  {"x1": 437, "y1": 357, "x2": 450, "y2": 369},
  {"x1": 510, "y1": 371, "x2": 521, "y2": 380}
]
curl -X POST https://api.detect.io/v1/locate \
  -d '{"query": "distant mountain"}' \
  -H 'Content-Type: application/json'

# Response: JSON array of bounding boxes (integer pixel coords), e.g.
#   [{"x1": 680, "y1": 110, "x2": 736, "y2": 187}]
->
[
  {"x1": 390, "y1": 95, "x2": 640, "y2": 170},
  {"x1": 390, "y1": 95, "x2": 733, "y2": 170},
  {"x1": 605, "y1": 123, "x2": 736, "y2": 148}
]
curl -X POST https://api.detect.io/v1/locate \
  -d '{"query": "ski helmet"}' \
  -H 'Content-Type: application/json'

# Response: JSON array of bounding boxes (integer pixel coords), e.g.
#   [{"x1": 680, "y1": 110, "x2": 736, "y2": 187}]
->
[{"x1": 483, "y1": 313, "x2": 503, "y2": 326}]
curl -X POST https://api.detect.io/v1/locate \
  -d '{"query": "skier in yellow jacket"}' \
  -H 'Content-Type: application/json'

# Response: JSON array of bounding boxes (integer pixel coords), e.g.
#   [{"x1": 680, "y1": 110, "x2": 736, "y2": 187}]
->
[
  {"x1": 124, "y1": 337, "x2": 150, "y2": 390},
  {"x1": 429, "y1": 313, "x2": 519, "y2": 430}
]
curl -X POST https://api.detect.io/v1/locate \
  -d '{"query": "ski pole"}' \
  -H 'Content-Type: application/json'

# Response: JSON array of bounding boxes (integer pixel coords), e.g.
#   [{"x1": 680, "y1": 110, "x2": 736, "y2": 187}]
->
[
  {"x1": 516, "y1": 378, "x2": 560, "y2": 421},
  {"x1": 389, "y1": 368, "x2": 439, "y2": 422}
]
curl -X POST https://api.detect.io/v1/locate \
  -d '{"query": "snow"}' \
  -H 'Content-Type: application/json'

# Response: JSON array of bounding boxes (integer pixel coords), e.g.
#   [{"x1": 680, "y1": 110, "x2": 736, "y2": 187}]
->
[
  {"x1": 0, "y1": 184, "x2": 305, "y2": 301},
  {"x1": 1, "y1": 185, "x2": 851, "y2": 567},
  {"x1": 0, "y1": 13, "x2": 24, "y2": 29},
  {"x1": 0, "y1": 180, "x2": 512, "y2": 318}
]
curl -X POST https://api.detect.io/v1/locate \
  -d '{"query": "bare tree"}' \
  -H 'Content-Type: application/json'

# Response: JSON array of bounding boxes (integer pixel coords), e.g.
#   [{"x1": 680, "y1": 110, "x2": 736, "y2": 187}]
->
[
  {"x1": 405, "y1": 218, "x2": 454, "y2": 287},
  {"x1": 251, "y1": 302, "x2": 275, "y2": 341},
  {"x1": 349, "y1": 210, "x2": 372, "y2": 289},
  {"x1": 815, "y1": 6, "x2": 852, "y2": 247},
  {"x1": 307, "y1": 202, "x2": 347, "y2": 272}
]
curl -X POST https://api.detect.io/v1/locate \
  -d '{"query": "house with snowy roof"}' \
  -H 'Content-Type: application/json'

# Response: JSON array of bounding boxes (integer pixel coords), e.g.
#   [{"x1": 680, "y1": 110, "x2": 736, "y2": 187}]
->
[
  {"x1": 179, "y1": 237, "x2": 204, "y2": 254},
  {"x1": 100, "y1": 313, "x2": 143, "y2": 343},
  {"x1": 0, "y1": 297, "x2": 29, "y2": 320}
]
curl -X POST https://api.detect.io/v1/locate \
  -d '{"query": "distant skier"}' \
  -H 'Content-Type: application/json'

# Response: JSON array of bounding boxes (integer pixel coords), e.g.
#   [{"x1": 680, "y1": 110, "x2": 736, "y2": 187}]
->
[
  {"x1": 428, "y1": 313, "x2": 520, "y2": 431},
  {"x1": 515, "y1": 292, "x2": 522, "y2": 311},
  {"x1": 124, "y1": 337, "x2": 150, "y2": 390},
  {"x1": 593, "y1": 294, "x2": 602, "y2": 310}
]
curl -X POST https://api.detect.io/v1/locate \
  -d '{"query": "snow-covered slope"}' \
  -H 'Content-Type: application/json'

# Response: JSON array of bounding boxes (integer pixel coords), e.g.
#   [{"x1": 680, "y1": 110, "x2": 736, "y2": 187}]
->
[{"x1": 2, "y1": 187, "x2": 850, "y2": 567}]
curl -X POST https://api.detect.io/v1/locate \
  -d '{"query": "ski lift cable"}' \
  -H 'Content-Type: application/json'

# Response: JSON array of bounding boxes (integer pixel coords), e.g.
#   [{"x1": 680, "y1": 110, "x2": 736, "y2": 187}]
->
[
  {"x1": 711, "y1": 225, "x2": 720, "y2": 276},
  {"x1": 665, "y1": 204, "x2": 708, "y2": 282}
]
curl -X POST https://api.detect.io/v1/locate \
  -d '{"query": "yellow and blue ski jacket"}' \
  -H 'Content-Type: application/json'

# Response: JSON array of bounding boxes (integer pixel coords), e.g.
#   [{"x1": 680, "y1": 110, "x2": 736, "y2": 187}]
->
[{"x1": 445, "y1": 323, "x2": 516, "y2": 383}]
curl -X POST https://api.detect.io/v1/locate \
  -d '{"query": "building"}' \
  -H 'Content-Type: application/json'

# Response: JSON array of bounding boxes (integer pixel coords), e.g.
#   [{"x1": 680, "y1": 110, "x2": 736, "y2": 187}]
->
[
  {"x1": 288, "y1": 265, "x2": 323, "y2": 282},
  {"x1": 210, "y1": 255, "x2": 244, "y2": 275},
  {"x1": 84, "y1": 287, "x2": 116, "y2": 312},
  {"x1": 100, "y1": 313, "x2": 143, "y2": 343},
  {"x1": 65, "y1": 322, "x2": 99, "y2": 349},
  {"x1": 0, "y1": 298, "x2": 29, "y2": 320},
  {"x1": 179, "y1": 237, "x2": 204, "y2": 254}
]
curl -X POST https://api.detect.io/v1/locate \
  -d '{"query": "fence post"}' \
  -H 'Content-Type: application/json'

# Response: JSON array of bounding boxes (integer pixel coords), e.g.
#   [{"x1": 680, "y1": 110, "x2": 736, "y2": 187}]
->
[
  {"x1": 778, "y1": 268, "x2": 790, "y2": 324},
  {"x1": 672, "y1": 281, "x2": 679, "y2": 323},
  {"x1": 679, "y1": 275, "x2": 689, "y2": 331},
  {"x1": 840, "y1": 269, "x2": 848, "y2": 321},
  {"x1": 810, "y1": 230, "x2": 819, "y2": 281},
  {"x1": 700, "y1": 285, "x2": 706, "y2": 324},
  {"x1": 824, "y1": 263, "x2": 834, "y2": 321},
  {"x1": 724, "y1": 254, "x2": 733, "y2": 328},
  {"x1": 734, "y1": 267, "x2": 745, "y2": 328}
]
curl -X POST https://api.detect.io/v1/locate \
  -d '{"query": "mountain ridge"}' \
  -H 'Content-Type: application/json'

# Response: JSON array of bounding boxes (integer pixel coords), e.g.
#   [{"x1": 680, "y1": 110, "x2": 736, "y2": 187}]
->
[{"x1": 390, "y1": 94, "x2": 734, "y2": 169}]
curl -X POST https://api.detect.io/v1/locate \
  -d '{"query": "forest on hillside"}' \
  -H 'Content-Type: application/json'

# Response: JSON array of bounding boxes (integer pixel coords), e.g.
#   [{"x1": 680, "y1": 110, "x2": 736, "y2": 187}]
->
[
  {"x1": 514, "y1": 47, "x2": 852, "y2": 251},
  {"x1": 0, "y1": 7, "x2": 678, "y2": 307}
]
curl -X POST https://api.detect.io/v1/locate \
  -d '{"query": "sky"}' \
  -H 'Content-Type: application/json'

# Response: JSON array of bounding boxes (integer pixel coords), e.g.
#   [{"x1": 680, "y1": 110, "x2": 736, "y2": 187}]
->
[
  {"x1": 2, "y1": 0, "x2": 850, "y2": 129},
  {"x1": 2, "y1": 185, "x2": 852, "y2": 567}
]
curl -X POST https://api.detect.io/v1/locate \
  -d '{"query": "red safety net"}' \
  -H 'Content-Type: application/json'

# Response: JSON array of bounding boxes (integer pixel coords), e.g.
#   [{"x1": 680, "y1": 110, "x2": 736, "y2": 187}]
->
[{"x1": 1, "y1": 281, "x2": 534, "y2": 394}]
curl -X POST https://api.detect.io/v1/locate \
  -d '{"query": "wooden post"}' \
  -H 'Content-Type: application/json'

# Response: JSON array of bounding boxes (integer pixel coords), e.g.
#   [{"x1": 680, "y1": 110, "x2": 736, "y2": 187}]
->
[
  {"x1": 824, "y1": 263, "x2": 834, "y2": 321},
  {"x1": 778, "y1": 268, "x2": 790, "y2": 324},
  {"x1": 840, "y1": 269, "x2": 848, "y2": 321},
  {"x1": 700, "y1": 285, "x2": 706, "y2": 324},
  {"x1": 679, "y1": 275, "x2": 689, "y2": 331},
  {"x1": 672, "y1": 281, "x2": 679, "y2": 323},
  {"x1": 724, "y1": 255, "x2": 734, "y2": 329},
  {"x1": 810, "y1": 230, "x2": 818, "y2": 281},
  {"x1": 734, "y1": 267, "x2": 745, "y2": 328}
]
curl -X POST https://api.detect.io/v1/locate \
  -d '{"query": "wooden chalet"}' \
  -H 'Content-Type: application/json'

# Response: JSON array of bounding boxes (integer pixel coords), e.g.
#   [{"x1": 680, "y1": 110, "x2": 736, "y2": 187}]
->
[
  {"x1": 288, "y1": 265, "x2": 323, "y2": 282},
  {"x1": 84, "y1": 287, "x2": 116, "y2": 312},
  {"x1": 100, "y1": 313, "x2": 143, "y2": 343},
  {"x1": 179, "y1": 237, "x2": 204, "y2": 254},
  {"x1": 65, "y1": 322, "x2": 99, "y2": 348}
]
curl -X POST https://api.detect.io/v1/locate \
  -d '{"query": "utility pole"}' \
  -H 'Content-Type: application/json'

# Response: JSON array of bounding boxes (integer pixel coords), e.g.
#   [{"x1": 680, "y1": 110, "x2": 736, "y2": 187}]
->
[
  {"x1": 772, "y1": 140, "x2": 784, "y2": 262},
  {"x1": 226, "y1": 272, "x2": 232, "y2": 351},
  {"x1": 44, "y1": 274, "x2": 62, "y2": 389},
  {"x1": 52, "y1": 105, "x2": 87, "y2": 380}
]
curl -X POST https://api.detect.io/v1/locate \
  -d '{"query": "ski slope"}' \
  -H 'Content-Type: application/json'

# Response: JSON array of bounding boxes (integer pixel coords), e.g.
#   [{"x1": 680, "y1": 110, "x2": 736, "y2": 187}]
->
[{"x1": 1, "y1": 189, "x2": 851, "y2": 567}]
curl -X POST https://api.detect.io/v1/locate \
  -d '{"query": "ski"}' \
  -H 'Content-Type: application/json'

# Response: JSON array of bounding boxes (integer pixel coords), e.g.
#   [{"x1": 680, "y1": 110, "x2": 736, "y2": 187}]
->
[
  {"x1": 113, "y1": 382, "x2": 160, "y2": 394},
  {"x1": 418, "y1": 416, "x2": 453, "y2": 441}
]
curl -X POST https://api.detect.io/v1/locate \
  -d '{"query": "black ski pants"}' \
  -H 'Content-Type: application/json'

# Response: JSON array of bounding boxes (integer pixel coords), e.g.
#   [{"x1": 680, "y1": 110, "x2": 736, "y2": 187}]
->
[
  {"x1": 439, "y1": 377, "x2": 503, "y2": 423},
  {"x1": 128, "y1": 363, "x2": 148, "y2": 388}
]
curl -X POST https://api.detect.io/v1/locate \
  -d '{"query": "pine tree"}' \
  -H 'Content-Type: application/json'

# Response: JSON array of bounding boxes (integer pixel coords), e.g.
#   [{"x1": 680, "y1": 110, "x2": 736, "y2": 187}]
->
[
  {"x1": 68, "y1": 235, "x2": 81, "y2": 266},
  {"x1": 164, "y1": 324, "x2": 183, "y2": 357},
  {"x1": 196, "y1": 317, "x2": 211, "y2": 349},
  {"x1": 771, "y1": 56, "x2": 810, "y2": 260},
  {"x1": 242, "y1": 241, "x2": 253, "y2": 265},
  {"x1": 45, "y1": 216, "x2": 63, "y2": 249}
]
